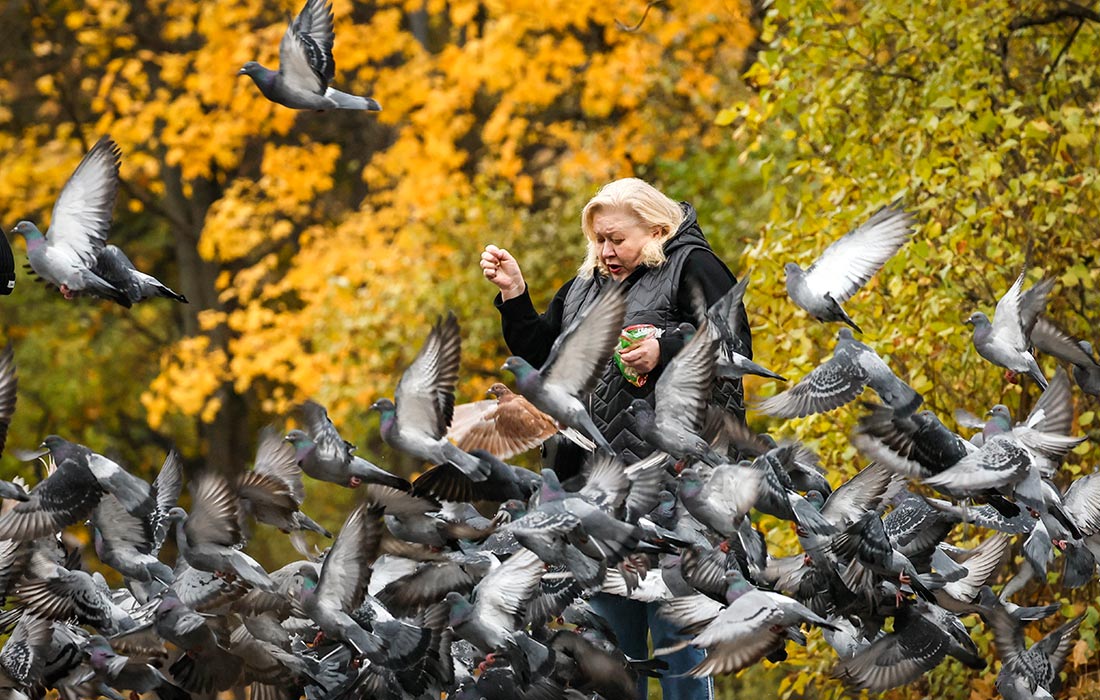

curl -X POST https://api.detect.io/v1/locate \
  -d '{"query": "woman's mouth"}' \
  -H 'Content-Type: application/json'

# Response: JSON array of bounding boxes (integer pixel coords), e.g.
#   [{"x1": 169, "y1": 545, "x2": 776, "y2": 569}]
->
[{"x1": 606, "y1": 263, "x2": 623, "y2": 275}]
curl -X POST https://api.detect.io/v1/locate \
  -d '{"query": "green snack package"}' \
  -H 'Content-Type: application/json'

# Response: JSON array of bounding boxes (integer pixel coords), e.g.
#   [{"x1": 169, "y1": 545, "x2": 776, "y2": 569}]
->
[{"x1": 614, "y1": 324, "x2": 660, "y2": 387}]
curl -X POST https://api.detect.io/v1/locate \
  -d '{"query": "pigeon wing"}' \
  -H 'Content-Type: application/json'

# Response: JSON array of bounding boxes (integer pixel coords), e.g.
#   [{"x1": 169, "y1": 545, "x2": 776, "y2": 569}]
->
[
  {"x1": 290, "y1": 0, "x2": 334, "y2": 81},
  {"x1": 277, "y1": 5, "x2": 328, "y2": 95},
  {"x1": 314, "y1": 504, "x2": 383, "y2": 612},
  {"x1": 989, "y1": 274, "x2": 1030, "y2": 350},
  {"x1": 654, "y1": 321, "x2": 718, "y2": 432},
  {"x1": 253, "y1": 425, "x2": 305, "y2": 505},
  {"x1": 822, "y1": 463, "x2": 898, "y2": 526},
  {"x1": 542, "y1": 284, "x2": 627, "y2": 396},
  {"x1": 758, "y1": 351, "x2": 868, "y2": 418},
  {"x1": 472, "y1": 548, "x2": 544, "y2": 632},
  {"x1": 447, "y1": 397, "x2": 556, "y2": 459},
  {"x1": 185, "y1": 473, "x2": 244, "y2": 548},
  {"x1": 1030, "y1": 316, "x2": 1099, "y2": 369},
  {"x1": 800, "y1": 202, "x2": 914, "y2": 305},
  {"x1": 47, "y1": 136, "x2": 121, "y2": 266},
  {"x1": 394, "y1": 313, "x2": 461, "y2": 440}
]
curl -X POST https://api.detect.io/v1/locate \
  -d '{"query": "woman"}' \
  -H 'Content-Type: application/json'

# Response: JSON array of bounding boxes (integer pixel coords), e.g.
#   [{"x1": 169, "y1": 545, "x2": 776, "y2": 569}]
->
[{"x1": 482, "y1": 178, "x2": 752, "y2": 699}]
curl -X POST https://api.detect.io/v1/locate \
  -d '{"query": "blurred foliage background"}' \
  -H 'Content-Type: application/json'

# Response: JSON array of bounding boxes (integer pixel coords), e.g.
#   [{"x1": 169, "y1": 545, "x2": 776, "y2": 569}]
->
[{"x1": 1, "y1": 0, "x2": 1099, "y2": 697}]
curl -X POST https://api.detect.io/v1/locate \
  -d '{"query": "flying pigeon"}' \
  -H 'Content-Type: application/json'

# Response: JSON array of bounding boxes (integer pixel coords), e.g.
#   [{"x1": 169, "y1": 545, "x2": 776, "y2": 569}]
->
[
  {"x1": 446, "y1": 382, "x2": 595, "y2": 460},
  {"x1": 91, "y1": 244, "x2": 187, "y2": 304},
  {"x1": 299, "y1": 502, "x2": 387, "y2": 659},
  {"x1": 625, "y1": 319, "x2": 726, "y2": 467},
  {"x1": 502, "y1": 283, "x2": 627, "y2": 456},
  {"x1": 0, "y1": 435, "x2": 153, "y2": 541},
  {"x1": 10, "y1": 136, "x2": 131, "y2": 307},
  {"x1": 758, "y1": 328, "x2": 923, "y2": 419},
  {"x1": 169, "y1": 472, "x2": 275, "y2": 590},
  {"x1": 0, "y1": 614, "x2": 52, "y2": 697},
  {"x1": 239, "y1": 0, "x2": 382, "y2": 111},
  {"x1": 371, "y1": 314, "x2": 492, "y2": 481},
  {"x1": 657, "y1": 568, "x2": 837, "y2": 676},
  {"x1": 978, "y1": 596, "x2": 1083, "y2": 700},
  {"x1": 1030, "y1": 316, "x2": 1100, "y2": 396},
  {"x1": 832, "y1": 599, "x2": 985, "y2": 691},
  {"x1": 784, "y1": 201, "x2": 915, "y2": 333},
  {"x1": 966, "y1": 273, "x2": 1053, "y2": 388},
  {"x1": 688, "y1": 274, "x2": 784, "y2": 382},
  {"x1": 287, "y1": 400, "x2": 410, "y2": 490}
]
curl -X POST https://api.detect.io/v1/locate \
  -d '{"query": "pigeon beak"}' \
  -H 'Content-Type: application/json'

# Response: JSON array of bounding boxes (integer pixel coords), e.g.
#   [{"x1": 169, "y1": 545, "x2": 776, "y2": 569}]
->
[{"x1": 237, "y1": 67, "x2": 247, "y2": 75}]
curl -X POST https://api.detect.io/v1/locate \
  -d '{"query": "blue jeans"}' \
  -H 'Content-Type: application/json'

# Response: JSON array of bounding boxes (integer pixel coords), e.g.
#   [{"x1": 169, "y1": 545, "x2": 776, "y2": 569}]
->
[{"x1": 589, "y1": 593, "x2": 714, "y2": 700}]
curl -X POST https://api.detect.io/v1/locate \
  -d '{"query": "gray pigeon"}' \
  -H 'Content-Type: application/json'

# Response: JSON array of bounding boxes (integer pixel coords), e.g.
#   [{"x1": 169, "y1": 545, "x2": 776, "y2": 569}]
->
[
  {"x1": 299, "y1": 502, "x2": 386, "y2": 659},
  {"x1": 832, "y1": 599, "x2": 985, "y2": 692},
  {"x1": 169, "y1": 472, "x2": 275, "y2": 590},
  {"x1": 1030, "y1": 316, "x2": 1100, "y2": 396},
  {"x1": 91, "y1": 244, "x2": 187, "y2": 304},
  {"x1": 239, "y1": 0, "x2": 382, "y2": 111},
  {"x1": 502, "y1": 283, "x2": 627, "y2": 456},
  {"x1": 966, "y1": 273, "x2": 1053, "y2": 389},
  {"x1": 0, "y1": 614, "x2": 52, "y2": 698},
  {"x1": 371, "y1": 314, "x2": 492, "y2": 481},
  {"x1": 443, "y1": 548, "x2": 545, "y2": 656},
  {"x1": 83, "y1": 634, "x2": 190, "y2": 700},
  {"x1": 155, "y1": 589, "x2": 241, "y2": 693},
  {"x1": 625, "y1": 319, "x2": 724, "y2": 466},
  {"x1": 657, "y1": 568, "x2": 837, "y2": 676},
  {"x1": 758, "y1": 328, "x2": 923, "y2": 418},
  {"x1": 0, "y1": 435, "x2": 153, "y2": 542},
  {"x1": 288, "y1": 399, "x2": 410, "y2": 489},
  {"x1": 978, "y1": 596, "x2": 1083, "y2": 700},
  {"x1": 784, "y1": 201, "x2": 915, "y2": 333},
  {"x1": 10, "y1": 136, "x2": 131, "y2": 307}
]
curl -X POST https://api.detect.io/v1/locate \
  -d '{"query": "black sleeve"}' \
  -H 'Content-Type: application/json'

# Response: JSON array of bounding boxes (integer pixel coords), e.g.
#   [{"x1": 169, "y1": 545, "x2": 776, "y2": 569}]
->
[{"x1": 494, "y1": 279, "x2": 574, "y2": 368}]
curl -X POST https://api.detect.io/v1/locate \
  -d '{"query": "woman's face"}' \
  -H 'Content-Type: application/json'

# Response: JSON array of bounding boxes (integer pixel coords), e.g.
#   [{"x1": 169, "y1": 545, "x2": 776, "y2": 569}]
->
[{"x1": 590, "y1": 207, "x2": 660, "y2": 281}]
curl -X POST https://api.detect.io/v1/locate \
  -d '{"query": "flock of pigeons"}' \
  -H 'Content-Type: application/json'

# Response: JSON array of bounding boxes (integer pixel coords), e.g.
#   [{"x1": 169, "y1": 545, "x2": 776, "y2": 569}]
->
[
  {"x1": 3, "y1": 183, "x2": 1100, "y2": 700},
  {"x1": 3, "y1": 2, "x2": 1100, "y2": 700}
]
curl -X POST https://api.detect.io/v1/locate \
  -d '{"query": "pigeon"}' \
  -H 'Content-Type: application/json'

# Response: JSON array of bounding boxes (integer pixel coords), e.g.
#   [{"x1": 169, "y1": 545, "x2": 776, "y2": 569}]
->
[
  {"x1": 966, "y1": 273, "x2": 1053, "y2": 389},
  {"x1": 688, "y1": 274, "x2": 784, "y2": 382},
  {"x1": 758, "y1": 328, "x2": 923, "y2": 419},
  {"x1": 0, "y1": 435, "x2": 153, "y2": 542},
  {"x1": 371, "y1": 314, "x2": 492, "y2": 482},
  {"x1": 676, "y1": 465, "x2": 762, "y2": 538},
  {"x1": 446, "y1": 382, "x2": 595, "y2": 459},
  {"x1": 832, "y1": 599, "x2": 985, "y2": 691},
  {"x1": 299, "y1": 502, "x2": 387, "y2": 659},
  {"x1": 1030, "y1": 316, "x2": 1100, "y2": 395},
  {"x1": 169, "y1": 472, "x2": 275, "y2": 590},
  {"x1": 155, "y1": 589, "x2": 241, "y2": 693},
  {"x1": 625, "y1": 319, "x2": 725, "y2": 466},
  {"x1": 288, "y1": 400, "x2": 410, "y2": 490},
  {"x1": 656, "y1": 568, "x2": 837, "y2": 676},
  {"x1": 10, "y1": 136, "x2": 131, "y2": 307},
  {"x1": 237, "y1": 427, "x2": 332, "y2": 552},
  {"x1": 82, "y1": 634, "x2": 191, "y2": 700},
  {"x1": 91, "y1": 244, "x2": 187, "y2": 304},
  {"x1": 412, "y1": 450, "x2": 541, "y2": 504},
  {"x1": 784, "y1": 201, "x2": 915, "y2": 333},
  {"x1": 0, "y1": 230, "x2": 14, "y2": 295},
  {"x1": 978, "y1": 596, "x2": 1083, "y2": 700},
  {"x1": 0, "y1": 614, "x2": 52, "y2": 698},
  {"x1": 502, "y1": 283, "x2": 627, "y2": 456},
  {"x1": 443, "y1": 548, "x2": 545, "y2": 657},
  {"x1": 239, "y1": 0, "x2": 382, "y2": 111}
]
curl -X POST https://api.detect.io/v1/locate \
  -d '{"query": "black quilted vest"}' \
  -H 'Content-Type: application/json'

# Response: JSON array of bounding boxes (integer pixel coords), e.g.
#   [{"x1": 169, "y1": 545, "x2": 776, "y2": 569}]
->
[{"x1": 560, "y1": 207, "x2": 712, "y2": 463}]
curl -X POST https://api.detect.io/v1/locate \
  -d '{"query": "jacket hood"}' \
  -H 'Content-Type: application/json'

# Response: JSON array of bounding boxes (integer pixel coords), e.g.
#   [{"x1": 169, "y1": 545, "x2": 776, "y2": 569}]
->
[{"x1": 664, "y1": 202, "x2": 711, "y2": 255}]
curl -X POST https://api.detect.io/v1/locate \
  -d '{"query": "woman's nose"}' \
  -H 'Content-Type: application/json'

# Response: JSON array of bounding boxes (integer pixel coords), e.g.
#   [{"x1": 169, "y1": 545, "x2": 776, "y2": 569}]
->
[{"x1": 601, "y1": 240, "x2": 615, "y2": 257}]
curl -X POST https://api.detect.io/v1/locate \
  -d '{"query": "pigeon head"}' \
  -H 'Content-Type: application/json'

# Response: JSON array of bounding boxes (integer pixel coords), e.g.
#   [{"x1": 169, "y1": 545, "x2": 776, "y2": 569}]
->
[
  {"x1": 40, "y1": 434, "x2": 69, "y2": 452},
  {"x1": 783, "y1": 262, "x2": 803, "y2": 276},
  {"x1": 369, "y1": 398, "x2": 396, "y2": 415},
  {"x1": 803, "y1": 490, "x2": 826, "y2": 511},
  {"x1": 497, "y1": 499, "x2": 527, "y2": 522},
  {"x1": 723, "y1": 568, "x2": 752, "y2": 601},
  {"x1": 985, "y1": 404, "x2": 1013, "y2": 433},
  {"x1": 239, "y1": 61, "x2": 273, "y2": 81},
  {"x1": 11, "y1": 221, "x2": 44, "y2": 248},
  {"x1": 501, "y1": 356, "x2": 535, "y2": 381},
  {"x1": 965, "y1": 311, "x2": 991, "y2": 328},
  {"x1": 444, "y1": 591, "x2": 474, "y2": 624},
  {"x1": 284, "y1": 429, "x2": 316, "y2": 458},
  {"x1": 837, "y1": 327, "x2": 856, "y2": 341},
  {"x1": 677, "y1": 468, "x2": 704, "y2": 497},
  {"x1": 486, "y1": 382, "x2": 511, "y2": 398},
  {"x1": 539, "y1": 468, "x2": 565, "y2": 501}
]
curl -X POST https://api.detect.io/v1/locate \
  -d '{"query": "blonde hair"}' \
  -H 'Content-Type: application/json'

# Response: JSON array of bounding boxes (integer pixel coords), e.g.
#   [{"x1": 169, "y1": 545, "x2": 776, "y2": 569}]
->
[{"x1": 578, "y1": 178, "x2": 684, "y2": 278}]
